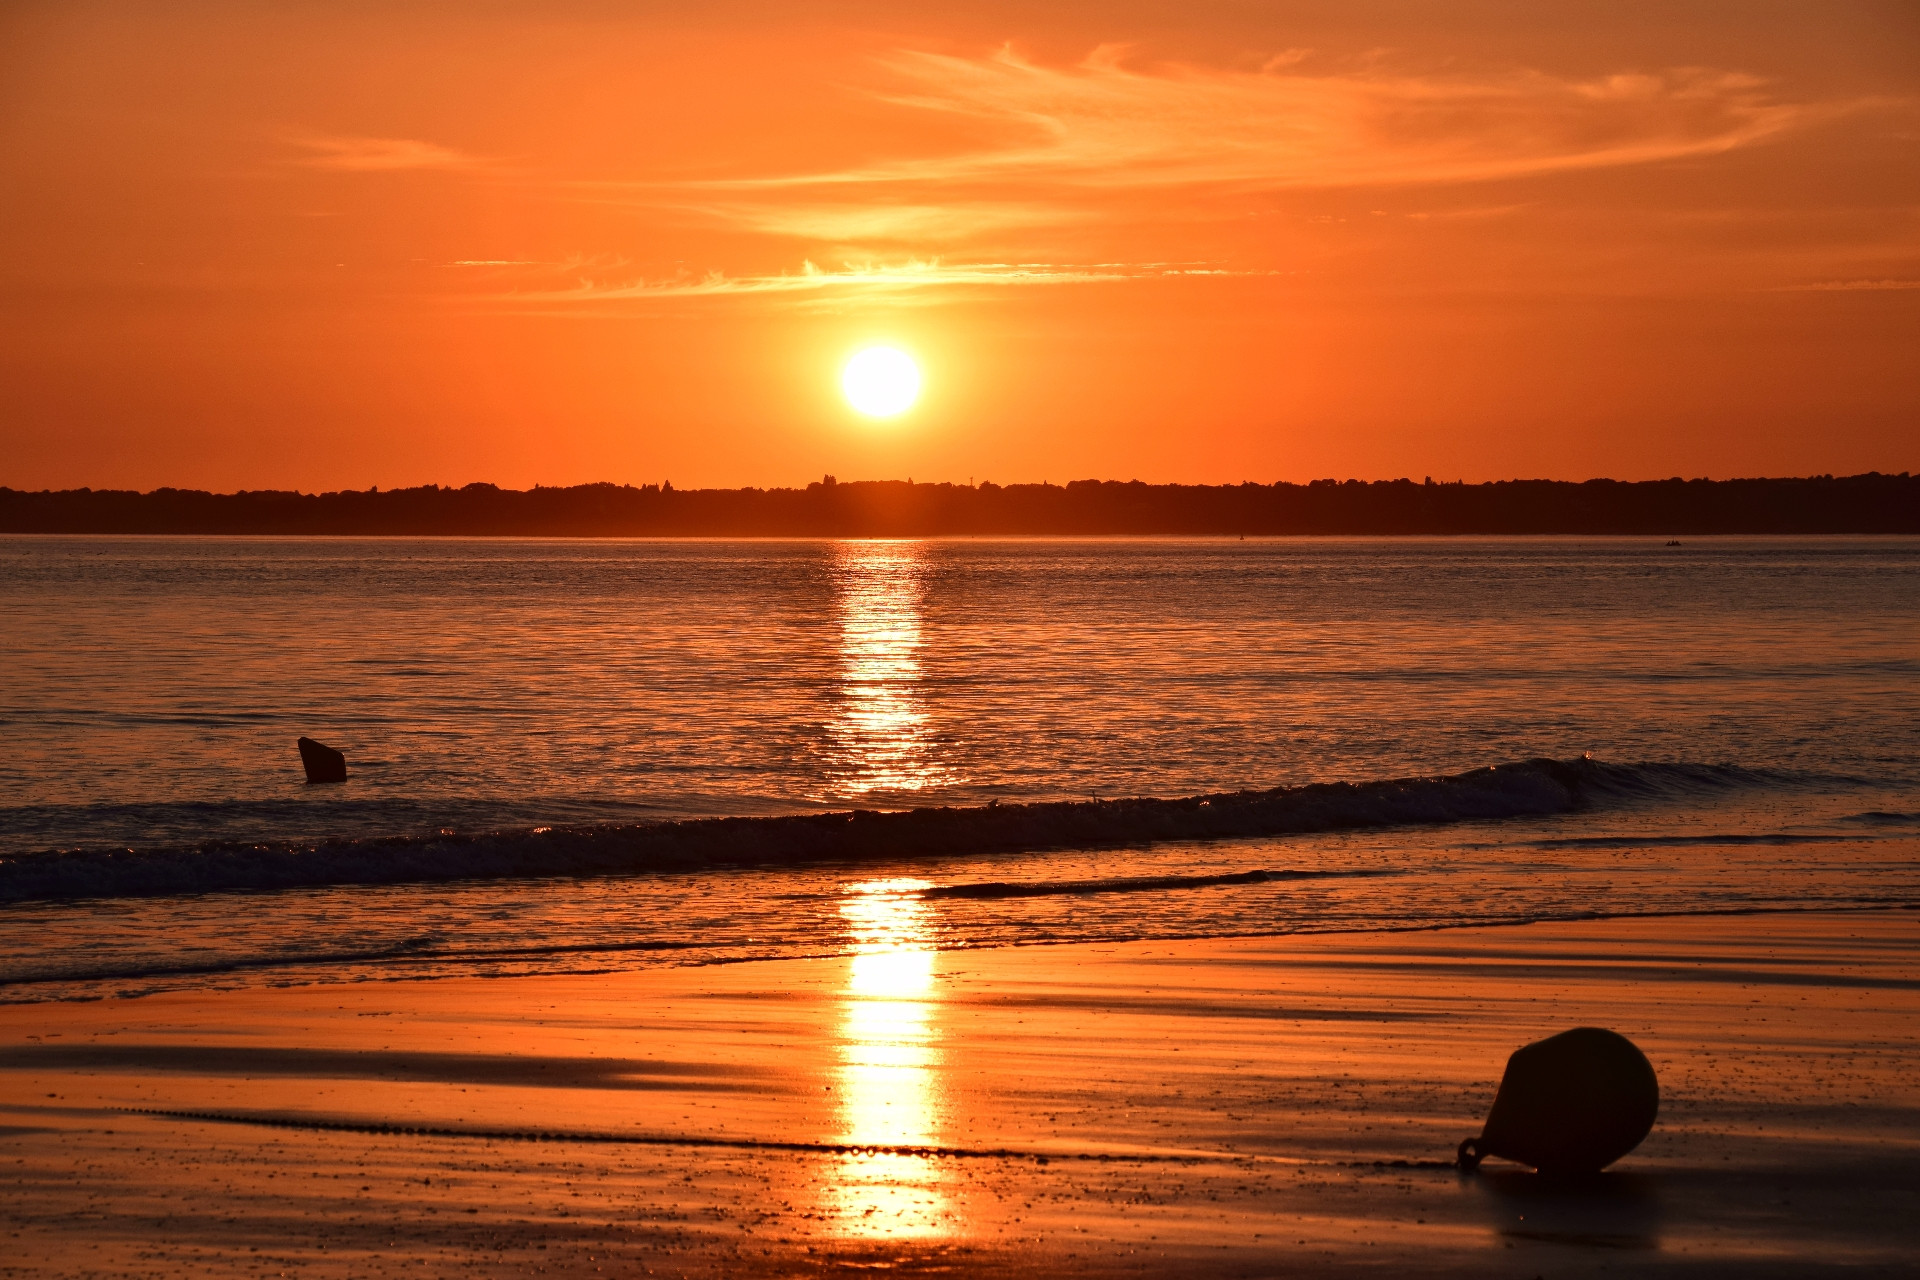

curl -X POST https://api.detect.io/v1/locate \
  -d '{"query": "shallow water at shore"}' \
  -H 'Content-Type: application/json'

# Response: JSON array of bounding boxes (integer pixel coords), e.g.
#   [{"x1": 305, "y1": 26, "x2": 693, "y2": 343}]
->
[{"x1": 4, "y1": 782, "x2": 1915, "y2": 1003}]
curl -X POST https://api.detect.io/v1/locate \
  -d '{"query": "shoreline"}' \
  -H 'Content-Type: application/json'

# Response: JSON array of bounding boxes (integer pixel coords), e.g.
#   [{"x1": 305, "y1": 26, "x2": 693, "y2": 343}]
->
[
  {"x1": 4, "y1": 896, "x2": 1916, "y2": 1008},
  {"x1": 4, "y1": 909, "x2": 1917, "y2": 1275}
]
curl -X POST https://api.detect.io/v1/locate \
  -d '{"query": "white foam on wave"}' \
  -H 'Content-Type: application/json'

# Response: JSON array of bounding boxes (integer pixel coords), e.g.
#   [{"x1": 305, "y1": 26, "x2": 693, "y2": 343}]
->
[{"x1": 0, "y1": 757, "x2": 1791, "y2": 905}]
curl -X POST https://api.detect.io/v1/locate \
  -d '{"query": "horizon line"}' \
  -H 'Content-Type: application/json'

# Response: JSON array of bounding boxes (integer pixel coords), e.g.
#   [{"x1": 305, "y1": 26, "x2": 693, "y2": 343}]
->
[{"x1": 4, "y1": 470, "x2": 1914, "y2": 499}]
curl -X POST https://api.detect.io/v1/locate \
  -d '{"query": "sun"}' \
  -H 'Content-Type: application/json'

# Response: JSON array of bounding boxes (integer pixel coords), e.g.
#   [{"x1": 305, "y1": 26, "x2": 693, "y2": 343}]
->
[{"x1": 842, "y1": 346, "x2": 921, "y2": 418}]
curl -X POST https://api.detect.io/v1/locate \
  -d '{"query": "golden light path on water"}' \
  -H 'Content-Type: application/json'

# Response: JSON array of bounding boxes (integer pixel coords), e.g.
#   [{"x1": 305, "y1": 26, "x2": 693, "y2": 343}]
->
[
  {"x1": 828, "y1": 541, "x2": 956, "y2": 798},
  {"x1": 829, "y1": 878, "x2": 948, "y2": 1238}
]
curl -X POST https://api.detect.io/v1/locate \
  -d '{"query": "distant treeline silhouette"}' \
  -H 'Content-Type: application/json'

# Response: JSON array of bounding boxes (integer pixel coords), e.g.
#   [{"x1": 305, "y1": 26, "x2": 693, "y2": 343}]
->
[{"x1": 2, "y1": 473, "x2": 1914, "y2": 536}]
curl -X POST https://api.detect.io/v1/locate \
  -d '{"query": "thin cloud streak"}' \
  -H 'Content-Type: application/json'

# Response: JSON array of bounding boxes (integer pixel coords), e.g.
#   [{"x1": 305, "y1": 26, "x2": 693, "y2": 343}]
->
[
  {"x1": 491, "y1": 258, "x2": 1254, "y2": 307},
  {"x1": 291, "y1": 136, "x2": 490, "y2": 172},
  {"x1": 1770, "y1": 278, "x2": 1920, "y2": 291},
  {"x1": 630, "y1": 200, "x2": 1079, "y2": 243}
]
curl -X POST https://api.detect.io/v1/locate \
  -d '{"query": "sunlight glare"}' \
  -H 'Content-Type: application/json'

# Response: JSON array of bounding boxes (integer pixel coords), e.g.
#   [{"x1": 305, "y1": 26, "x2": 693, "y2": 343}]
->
[
  {"x1": 842, "y1": 347, "x2": 921, "y2": 418},
  {"x1": 827, "y1": 878, "x2": 948, "y2": 1239},
  {"x1": 827, "y1": 542, "x2": 957, "y2": 797}
]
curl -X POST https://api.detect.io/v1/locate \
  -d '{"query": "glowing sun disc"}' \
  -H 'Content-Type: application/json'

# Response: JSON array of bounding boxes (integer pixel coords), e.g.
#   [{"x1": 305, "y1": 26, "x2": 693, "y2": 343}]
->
[{"x1": 842, "y1": 347, "x2": 921, "y2": 418}]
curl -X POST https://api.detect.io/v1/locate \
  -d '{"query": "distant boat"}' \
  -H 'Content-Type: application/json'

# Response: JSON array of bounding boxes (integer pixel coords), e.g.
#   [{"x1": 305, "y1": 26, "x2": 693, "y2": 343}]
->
[{"x1": 1665, "y1": 539, "x2": 1682, "y2": 547}]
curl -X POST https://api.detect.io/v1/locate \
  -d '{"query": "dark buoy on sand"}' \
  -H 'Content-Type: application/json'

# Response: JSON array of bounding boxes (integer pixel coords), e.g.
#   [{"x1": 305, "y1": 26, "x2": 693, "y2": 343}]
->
[
  {"x1": 1457, "y1": 1027, "x2": 1658, "y2": 1175},
  {"x1": 297, "y1": 736, "x2": 348, "y2": 784}
]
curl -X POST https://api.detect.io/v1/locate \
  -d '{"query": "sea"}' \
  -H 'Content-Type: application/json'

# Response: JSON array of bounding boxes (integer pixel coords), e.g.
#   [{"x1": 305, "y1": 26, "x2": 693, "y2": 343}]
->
[{"x1": 2, "y1": 535, "x2": 1916, "y2": 1004}]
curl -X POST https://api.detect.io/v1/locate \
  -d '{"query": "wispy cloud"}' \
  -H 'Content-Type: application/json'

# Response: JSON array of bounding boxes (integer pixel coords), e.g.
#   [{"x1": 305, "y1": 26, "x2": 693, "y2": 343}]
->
[
  {"x1": 461, "y1": 47, "x2": 1875, "y2": 311},
  {"x1": 861, "y1": 49, "x2": 1806, "y2": 188},
  {"x1": 1770, "y1": 278, "x2": 1920, "y2": 291},
  {"x1": 1398, "y1": 203, "x2": 1535, "y2": 222},
  {"x1": 489, "y1": 257, "x2": 1255, "y2": 309},
  {"x1": 290, "y1": 136, "x2": 489, "y2": 172},
  {"x1": 637, "y1": 200, "x2": 1079, "y2": 243},
  {"x1": 640, "y1": 47, "x2": 1823, "y2": 243}
]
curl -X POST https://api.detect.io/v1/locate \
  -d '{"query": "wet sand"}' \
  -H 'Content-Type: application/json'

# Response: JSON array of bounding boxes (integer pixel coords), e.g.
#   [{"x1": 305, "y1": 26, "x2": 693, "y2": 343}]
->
[{"x1": 2, "y1": 910, "x2": 1916, "y2": 1277}]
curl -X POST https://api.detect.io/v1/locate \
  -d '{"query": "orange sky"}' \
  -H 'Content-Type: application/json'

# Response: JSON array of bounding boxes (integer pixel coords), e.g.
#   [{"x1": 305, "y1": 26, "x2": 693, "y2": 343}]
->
[{"x1": 2, "y1": 0, "x2": 1916, "y2": 490}]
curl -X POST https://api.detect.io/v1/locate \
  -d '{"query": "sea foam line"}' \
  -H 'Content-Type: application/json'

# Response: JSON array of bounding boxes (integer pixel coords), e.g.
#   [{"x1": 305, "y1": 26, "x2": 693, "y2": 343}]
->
[{"x1": 0, "y1": 757, "x2": 1777, "y2": 904}]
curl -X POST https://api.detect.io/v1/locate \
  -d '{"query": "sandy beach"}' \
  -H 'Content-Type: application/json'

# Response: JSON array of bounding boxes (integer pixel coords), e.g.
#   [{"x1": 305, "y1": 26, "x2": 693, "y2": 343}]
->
[{"x1": 3, "y1": 908, "x2": 1916, "y2": 1277}]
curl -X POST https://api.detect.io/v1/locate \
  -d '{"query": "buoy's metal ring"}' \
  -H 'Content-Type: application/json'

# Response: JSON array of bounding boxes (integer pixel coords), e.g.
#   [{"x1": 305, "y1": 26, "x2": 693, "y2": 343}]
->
[{"x1": 1456, "y1": 1137, "x2": 1486, "y2": 1171}]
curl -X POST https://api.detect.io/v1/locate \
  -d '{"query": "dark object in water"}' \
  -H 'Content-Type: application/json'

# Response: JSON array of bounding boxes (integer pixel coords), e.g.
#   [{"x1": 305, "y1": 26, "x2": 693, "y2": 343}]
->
[
  {"x1": 1665, "y1": 539, "x2": 1682, "y2": 547},
  {"x1": 297, "y1": 737, "x2": 348, "y2": 784},
  {"x1": 1457, "y1": 1027, "x2": 1658, "y2": 1174}
]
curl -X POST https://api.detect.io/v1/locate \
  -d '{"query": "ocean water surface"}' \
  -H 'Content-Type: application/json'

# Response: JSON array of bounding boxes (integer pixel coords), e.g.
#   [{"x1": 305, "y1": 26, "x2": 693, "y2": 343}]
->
[{"x1": 2, "y1": 536, "x2": 1916, "y2": 1002}]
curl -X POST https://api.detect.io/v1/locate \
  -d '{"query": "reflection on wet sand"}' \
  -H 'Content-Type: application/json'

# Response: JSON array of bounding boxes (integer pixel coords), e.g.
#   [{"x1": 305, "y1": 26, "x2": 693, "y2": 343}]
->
[
  {"x1": 828, "y1": 878, "x2": 948, "y2": 1238},
  {"x1": 827, "y1": 541, "x2": 954, "y2": 798}
]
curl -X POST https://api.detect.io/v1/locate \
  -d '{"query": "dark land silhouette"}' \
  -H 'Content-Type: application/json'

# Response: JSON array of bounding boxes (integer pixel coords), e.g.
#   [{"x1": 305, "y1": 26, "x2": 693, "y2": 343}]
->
[{"x1": 2, "y1": 473, "x2": 1914, "y2": 536}]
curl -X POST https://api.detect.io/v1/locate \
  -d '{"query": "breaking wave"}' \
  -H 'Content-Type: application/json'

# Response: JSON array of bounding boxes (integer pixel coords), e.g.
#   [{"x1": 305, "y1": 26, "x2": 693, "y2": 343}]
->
[
  {"x1": 919, "y1": 867, "x2": 1389, "y2": 900},
  {"x1": 0, "y1": 757, "x2": 1790, "y2": 905}
]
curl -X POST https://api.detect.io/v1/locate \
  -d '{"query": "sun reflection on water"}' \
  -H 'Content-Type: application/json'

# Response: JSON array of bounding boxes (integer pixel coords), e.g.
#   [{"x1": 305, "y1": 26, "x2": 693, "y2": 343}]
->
[
  {"x1": 828, "y1": 541, "x2": 956, "y2": 797},
  {"x1": 827, "y1": 878, "x2": 948, "y2": 1238}
]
